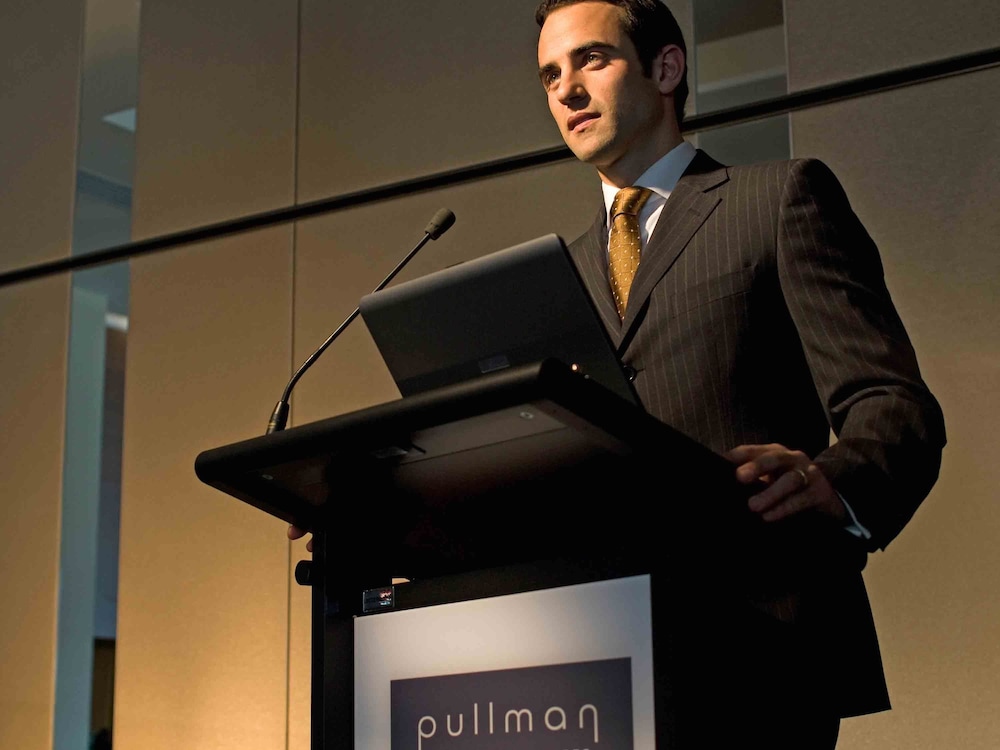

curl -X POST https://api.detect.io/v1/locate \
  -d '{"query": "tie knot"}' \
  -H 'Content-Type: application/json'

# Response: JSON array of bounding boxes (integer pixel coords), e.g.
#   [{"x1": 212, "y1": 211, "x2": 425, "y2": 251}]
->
[{"x1": 611, "y1": 186, "x2": 652, "y2": 220}]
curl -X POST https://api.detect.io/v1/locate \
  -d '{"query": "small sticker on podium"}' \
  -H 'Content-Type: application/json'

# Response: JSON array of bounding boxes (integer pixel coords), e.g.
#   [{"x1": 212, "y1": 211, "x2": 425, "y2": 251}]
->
[{"x1": 363, "y1": 585, "x2": 395, "y2": 613}]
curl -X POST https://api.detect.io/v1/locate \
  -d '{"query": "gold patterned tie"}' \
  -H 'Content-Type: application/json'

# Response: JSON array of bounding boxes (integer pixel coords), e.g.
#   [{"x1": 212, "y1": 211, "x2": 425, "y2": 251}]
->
[{"x1": 608, "y1": 186, "x2": 652, "y2": 319}]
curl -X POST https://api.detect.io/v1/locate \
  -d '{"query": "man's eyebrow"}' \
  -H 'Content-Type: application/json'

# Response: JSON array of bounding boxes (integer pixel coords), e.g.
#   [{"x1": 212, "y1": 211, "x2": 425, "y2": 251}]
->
[{"x1": 571, "y1": 40, "x2": 615, "y2": 56}]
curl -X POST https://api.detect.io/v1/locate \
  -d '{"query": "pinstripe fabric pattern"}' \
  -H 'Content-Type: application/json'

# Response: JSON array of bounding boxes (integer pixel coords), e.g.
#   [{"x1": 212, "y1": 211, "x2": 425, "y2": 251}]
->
[{"x1": 567, "y1": 151, "x2": 946, "y2": 717}]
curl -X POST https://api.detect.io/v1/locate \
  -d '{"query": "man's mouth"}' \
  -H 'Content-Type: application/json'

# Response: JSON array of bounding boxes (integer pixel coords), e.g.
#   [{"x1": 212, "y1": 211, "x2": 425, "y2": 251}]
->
[{"x1": 567, "y1": 112, "x2": 599, "y2": 132}]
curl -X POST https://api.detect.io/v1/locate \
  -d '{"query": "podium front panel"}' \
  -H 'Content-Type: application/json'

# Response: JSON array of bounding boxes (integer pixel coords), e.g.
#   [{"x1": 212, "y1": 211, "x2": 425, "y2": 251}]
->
[{"x1": 355, "y1": 575, "x2": 655, "y2": 750}]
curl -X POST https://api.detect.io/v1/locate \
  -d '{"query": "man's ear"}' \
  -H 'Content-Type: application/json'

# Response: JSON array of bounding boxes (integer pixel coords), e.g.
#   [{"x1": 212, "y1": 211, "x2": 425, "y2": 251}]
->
[{"x1": 654, "y1": 44, "x2": 686, "y2": 95}]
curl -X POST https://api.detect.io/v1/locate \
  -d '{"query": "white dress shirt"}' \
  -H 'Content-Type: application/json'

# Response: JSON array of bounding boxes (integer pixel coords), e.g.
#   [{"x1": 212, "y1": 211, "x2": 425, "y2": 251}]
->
[{"x1": 600, "y1": 140, "x2": 697, "y2": 247}]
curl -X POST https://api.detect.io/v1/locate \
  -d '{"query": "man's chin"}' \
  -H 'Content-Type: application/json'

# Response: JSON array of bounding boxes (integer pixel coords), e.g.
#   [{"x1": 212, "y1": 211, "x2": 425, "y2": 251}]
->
[{"x1": 567, "y1": 138, "x2": 612, "y2": 168}]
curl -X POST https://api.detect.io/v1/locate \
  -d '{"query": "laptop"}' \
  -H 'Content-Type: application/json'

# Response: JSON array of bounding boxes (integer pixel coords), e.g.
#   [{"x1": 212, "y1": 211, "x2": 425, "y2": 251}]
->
[{"x1": 359, "y1": 233, "x2": 641, "y2": 408}]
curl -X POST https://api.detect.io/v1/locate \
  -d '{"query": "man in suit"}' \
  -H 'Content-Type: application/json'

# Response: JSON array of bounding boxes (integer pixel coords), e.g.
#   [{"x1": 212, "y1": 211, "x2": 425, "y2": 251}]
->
[
  {"x1": 291, "y1": 0, "x2": 945, "y2": 744},
  {"x1": 533, "y1": 0, "x2": 946, "y2": 746}
]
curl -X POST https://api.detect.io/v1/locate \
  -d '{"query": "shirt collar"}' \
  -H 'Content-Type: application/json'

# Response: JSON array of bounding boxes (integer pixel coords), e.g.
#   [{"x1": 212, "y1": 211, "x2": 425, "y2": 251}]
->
[{"x1": 601, "y1": 140, "x2": 697, "y2": 219}]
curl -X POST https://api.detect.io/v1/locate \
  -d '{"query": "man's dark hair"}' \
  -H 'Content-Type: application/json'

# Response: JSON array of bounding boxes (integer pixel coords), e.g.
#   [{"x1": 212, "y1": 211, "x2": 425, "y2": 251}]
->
[{"x1": 535, "y1": 0, "x2": 689, "y2": 124}]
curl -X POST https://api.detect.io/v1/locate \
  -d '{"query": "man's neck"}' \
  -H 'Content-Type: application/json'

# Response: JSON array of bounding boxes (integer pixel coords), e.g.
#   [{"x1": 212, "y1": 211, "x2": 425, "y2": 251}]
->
[{"x1": 597, "y1": 132, "x2": 685, "y2": 188}]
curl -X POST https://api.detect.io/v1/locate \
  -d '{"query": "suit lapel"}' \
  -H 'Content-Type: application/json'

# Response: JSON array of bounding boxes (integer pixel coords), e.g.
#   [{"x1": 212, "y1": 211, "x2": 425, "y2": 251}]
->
[
  {"x1": 621, "y1": 151, "x2": 729, "y2": 332},
  {"x1": 568, "y1": 210, "x2": 623, "y2": 337}
]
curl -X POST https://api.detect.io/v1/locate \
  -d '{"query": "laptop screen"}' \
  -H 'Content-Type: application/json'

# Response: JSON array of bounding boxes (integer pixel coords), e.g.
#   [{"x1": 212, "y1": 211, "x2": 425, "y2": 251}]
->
[{"x1": 359, "y1": 233, "x2": 640, "y2": 407}]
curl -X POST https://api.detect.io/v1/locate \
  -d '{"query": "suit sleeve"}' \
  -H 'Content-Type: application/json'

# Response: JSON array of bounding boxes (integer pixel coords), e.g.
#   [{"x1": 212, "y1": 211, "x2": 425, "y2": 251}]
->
[{"x1": 776, "y1": 159, "x2": 946, "y2": 551}]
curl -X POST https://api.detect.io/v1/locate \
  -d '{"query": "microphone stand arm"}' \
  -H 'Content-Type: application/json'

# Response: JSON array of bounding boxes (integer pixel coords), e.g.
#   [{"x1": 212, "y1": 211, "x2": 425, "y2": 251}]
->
[{"x1": 265, "y1": 229, "x2": 438, "y2": 435}]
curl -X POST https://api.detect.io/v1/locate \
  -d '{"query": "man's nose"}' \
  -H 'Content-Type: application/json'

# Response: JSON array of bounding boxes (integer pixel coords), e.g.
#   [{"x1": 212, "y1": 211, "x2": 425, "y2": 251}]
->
[{"x1": 556, "y1": 71, "x2": 586, "y2": 104}]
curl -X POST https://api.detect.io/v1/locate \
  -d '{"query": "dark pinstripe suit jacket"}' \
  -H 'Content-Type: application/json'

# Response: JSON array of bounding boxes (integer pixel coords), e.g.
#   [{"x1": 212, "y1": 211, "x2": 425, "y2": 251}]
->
[{"x1": 567, "y1": 150, "x2": 946, "y2": 717}]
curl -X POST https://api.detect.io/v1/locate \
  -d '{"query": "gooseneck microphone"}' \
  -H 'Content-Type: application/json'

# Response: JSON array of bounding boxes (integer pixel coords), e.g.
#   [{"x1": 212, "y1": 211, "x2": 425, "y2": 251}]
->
[{"x1": 265, "y1": 208, "x2": 456, "y2": 434}]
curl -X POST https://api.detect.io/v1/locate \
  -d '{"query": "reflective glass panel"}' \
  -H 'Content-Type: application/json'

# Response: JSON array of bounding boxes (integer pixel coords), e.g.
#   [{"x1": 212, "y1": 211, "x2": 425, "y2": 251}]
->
[{"x1": 55, "y1": 0, "x2": 138, "y2": 747}]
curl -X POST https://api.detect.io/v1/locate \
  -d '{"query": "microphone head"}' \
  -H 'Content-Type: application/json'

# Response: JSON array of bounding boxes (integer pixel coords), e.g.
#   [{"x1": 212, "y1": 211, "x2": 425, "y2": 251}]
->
[{"x1": 425, "y1": 208, "x2": 456, "y2": 240}]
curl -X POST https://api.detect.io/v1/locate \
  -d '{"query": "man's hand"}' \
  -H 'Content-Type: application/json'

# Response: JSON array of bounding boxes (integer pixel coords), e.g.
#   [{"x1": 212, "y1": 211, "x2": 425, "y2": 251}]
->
[
  {"x1": 287, "y1": 524, "x2": 313, "y2": 553},
  {"x1": 726, "y1": 443, "x2": 846, "y2": 523}
]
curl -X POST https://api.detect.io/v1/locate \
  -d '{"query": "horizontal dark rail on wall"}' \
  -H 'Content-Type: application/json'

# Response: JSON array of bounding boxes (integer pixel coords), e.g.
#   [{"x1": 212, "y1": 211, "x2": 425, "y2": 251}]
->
[
  {"x1": 685, "y1": 45, "x2": 1000, "y2": 132},
  {"x1": 0, "y1": 146, "x2": 571, "y2": 288},
  {"x1": 3, "y1": 45, "x2": 998, "y2": 289}
]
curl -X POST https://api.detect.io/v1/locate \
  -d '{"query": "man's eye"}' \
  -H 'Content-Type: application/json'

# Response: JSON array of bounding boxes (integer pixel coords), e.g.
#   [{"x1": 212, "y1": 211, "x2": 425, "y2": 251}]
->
[
  {"x1": 585, "y1": 51, "x2": 605, "y2": 65},
  {"x1": 543, "y1": 71, "x2": 560, "y2": 88}
]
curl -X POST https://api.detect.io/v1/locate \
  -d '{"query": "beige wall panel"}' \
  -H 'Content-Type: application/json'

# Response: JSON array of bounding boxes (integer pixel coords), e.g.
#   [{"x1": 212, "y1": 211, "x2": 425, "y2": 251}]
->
[
  {"x1": 297, "y1": 2, "x2": 695, "y2": 202},
  {"x1": 786, "y1": 0, "x2": 1000, "y2": 90},
  {"x1": 0, "y1": 0, "x2": 83, "y2": 271},
  {"x1": 0, "y1": 0, "x2": 81, "y2": 745},
  {"x1": 694, "y1": 25, "x2": 786, "y2": 84},
  {"x1": 119, "y1": 0, "x2": 299, "y2": 744},
  {"x1": 115, "y1": 229, "x2": 293, "y2": 750},
  {"x1": 297, "y1": 2, "x2": 573, "y2": 200},
  {"x1": 0, "y1": 278, "x2": 70, "y2": 749},
  {"x1": 130, "y1": 0, "x2": 297, "y2": 237},
  {"x1": 792, "y1": 68, "x2": 1000, "y2": 747}
]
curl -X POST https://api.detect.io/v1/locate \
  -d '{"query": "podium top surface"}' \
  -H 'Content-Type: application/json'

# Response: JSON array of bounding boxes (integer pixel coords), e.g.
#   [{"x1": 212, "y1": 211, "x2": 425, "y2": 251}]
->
[
  {"x1": 196, "y1": 358, "x2": 858, "y2": 583},
  {"x1": 195, "y1": 360, "x2": 734, "y2": 529}
]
